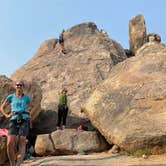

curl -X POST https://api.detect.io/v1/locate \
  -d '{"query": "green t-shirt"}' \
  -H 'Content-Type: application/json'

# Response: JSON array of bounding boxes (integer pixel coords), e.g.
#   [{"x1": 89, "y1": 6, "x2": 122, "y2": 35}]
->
[{"x1": 59, "y1": 93, "x2": 67, "y2": 105}]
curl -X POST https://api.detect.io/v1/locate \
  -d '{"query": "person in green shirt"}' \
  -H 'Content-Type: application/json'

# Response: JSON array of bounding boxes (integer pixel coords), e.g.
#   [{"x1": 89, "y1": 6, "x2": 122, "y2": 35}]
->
[{"x1": 57, "y1": 87, "x2": 68, "y2": 130}]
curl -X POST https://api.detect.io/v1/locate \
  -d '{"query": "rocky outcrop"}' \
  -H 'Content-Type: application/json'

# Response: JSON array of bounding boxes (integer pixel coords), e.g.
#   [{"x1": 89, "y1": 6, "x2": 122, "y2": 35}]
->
[
  {"x1": 129, "y1": 14, "x2": 147, "y2": 54},
  {"x1": 35, "y1": 129, "x2": 110, "y2": 156},
  {"x1": 83, "y1": 42, "x2": 166, "y2": 154},
  {"x1": 11, "y1": 22, "x2": 127, "y2": 117}
]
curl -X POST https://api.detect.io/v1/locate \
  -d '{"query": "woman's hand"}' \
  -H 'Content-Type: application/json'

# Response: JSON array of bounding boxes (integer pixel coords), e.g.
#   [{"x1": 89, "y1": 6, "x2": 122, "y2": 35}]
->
[{"x1": 5, "y1": 112, "x2": 13, "y2": 119}]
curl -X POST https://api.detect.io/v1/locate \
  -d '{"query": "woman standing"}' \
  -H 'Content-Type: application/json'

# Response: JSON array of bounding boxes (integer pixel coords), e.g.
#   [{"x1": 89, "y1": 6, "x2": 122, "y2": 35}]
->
[{"x1": 57, "y1": 87, "x2": 68, "y2": 130}]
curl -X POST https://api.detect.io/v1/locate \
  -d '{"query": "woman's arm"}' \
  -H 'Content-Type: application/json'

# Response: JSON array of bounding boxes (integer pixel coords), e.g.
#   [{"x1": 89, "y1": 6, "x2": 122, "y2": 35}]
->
[{"x1": 0, "y1": 99, "x2": 12, "y2": 118}]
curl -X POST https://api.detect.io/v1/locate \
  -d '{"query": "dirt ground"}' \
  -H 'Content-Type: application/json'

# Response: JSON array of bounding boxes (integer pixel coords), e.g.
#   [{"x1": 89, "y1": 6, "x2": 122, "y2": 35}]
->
[{"x1": 20, "y1": 153, "x2": 166, "y2": 166}]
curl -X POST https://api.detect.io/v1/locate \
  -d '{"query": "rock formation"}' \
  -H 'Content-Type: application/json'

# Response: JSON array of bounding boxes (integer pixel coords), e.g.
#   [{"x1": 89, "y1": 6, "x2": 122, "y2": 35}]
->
[
  {"x1": 83, "y1": 41, "x2": 166, "y2": 154},
  {"x1": 129, "y1": 14, "x2": 147, "y2": 54},
  {"x1": 11, "y1": 22, "x2": 127, "y2": 117}
]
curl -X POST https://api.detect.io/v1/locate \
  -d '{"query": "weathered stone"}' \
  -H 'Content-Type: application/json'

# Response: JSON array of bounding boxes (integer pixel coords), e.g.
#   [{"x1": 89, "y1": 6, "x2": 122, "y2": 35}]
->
[
  {"x1": 35, "y1": 129, "x2": 110, "y2": 156},
  {"x1": 129, "y1": 14, "x2": 147, "y2": 54},
  {"x1": 83, "y1": 42, "x2": 166, "y2": 154}
]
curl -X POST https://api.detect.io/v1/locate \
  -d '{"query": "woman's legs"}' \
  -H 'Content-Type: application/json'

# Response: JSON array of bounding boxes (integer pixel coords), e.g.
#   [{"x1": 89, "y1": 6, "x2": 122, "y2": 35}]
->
[
  {"x1": 57, "y1": 105, "x2": 63, "y2": 127},
  {"x1": 62, "y1": 107, "x2": 68, "y2": 127},
  {"x1": 7, "y1": 135, "x2": 17, "y2": 166}
]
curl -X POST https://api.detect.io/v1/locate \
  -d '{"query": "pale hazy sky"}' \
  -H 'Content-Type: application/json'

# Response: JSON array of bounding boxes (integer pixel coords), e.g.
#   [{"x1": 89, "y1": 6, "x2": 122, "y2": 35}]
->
[{"x1": 0, "y1": 0, "x2": 165, "y2": 77}]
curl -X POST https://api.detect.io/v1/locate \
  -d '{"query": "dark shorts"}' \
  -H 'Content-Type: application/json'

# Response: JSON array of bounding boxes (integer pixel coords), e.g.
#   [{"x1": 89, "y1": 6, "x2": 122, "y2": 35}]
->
[{"x1": 8, "y1": 119, "x2": 29, "y2": 136}]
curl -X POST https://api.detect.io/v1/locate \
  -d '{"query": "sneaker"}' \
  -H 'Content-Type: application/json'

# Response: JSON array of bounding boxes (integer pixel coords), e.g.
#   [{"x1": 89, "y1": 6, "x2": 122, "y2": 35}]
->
[{"x1": 56, "y1": 126, "x2": 60, "y2": 130}]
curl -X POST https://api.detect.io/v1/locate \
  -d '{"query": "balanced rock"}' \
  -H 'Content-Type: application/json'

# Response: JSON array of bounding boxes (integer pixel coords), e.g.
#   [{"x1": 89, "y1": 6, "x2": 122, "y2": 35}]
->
[{"x1": 129, "y1": 14, "x2": 147, "y2": 54}]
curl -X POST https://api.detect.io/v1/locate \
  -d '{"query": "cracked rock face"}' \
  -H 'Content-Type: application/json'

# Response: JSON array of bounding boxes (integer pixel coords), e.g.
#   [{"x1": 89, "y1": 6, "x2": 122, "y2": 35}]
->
[{"x1": 11, "y1": 22, "x2": 126, "y2": 116}]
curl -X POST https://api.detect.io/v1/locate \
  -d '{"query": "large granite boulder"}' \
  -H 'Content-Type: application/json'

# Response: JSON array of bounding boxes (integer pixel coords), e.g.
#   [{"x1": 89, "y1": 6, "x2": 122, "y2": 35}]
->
[
  {"x1": 83, "y1": 42, "x2": 166, "y2": 154},
  {"x1": 35, "y1": 129, "x2": 110, "y2": 156},
  {"x1": 129, "y1": 14, "x2": 147, "y2": 54},
  {"x1": 11, "y1": 22, "x2": 127, "y2": 117}
]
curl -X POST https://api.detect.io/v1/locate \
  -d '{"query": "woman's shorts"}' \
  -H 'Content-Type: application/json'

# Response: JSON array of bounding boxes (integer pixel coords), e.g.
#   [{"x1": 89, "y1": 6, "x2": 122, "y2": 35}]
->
[{"x1": 8, "y1": 119, "x2": 29, "y2": 136}]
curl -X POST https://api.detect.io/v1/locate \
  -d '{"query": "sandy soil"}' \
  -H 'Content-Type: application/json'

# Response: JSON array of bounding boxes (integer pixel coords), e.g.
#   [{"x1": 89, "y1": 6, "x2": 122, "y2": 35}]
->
[{"x1": 20, "y1": 153, "x2": 166, "y2": 166}]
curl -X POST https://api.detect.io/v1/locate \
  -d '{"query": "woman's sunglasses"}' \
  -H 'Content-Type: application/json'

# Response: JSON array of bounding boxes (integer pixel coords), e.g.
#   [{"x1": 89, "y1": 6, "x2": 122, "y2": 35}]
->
[{"x1": 16, "y1": 84, "x2": 23, "y2": 87}]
